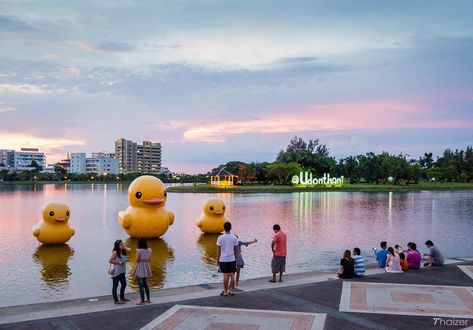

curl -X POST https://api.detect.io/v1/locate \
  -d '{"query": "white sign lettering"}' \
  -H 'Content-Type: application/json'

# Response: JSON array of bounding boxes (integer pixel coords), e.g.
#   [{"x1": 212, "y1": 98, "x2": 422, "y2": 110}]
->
[{"x1": 291, "y1": 172, "x2": 344, "y2": 187}]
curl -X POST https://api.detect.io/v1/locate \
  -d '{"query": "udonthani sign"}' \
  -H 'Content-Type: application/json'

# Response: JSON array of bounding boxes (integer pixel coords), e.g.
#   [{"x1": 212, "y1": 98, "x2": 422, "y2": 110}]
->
[{"x1": 291, "y1": 172, "x2": 345, "y2": 187}]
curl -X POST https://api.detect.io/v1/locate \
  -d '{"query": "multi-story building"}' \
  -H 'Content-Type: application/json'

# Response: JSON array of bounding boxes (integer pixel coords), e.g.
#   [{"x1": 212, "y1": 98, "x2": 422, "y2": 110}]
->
[
  {"x1": 69, "y1": 152, "x2": 118, "y2": 175},
  {"x1": 0, "y1": 149, "x2": 14, "y2": 167},
  {"x1": 86, "y1": 157, "x2": 118, "y2": 175},
  {"x1": 92, "y1": 152, "x2": 115, "y2": 159},
  {"x1": 70, "y1": 153, "x2": 87, "y2": 174},
  {"x1": 137, "y1": 141, "x2": 162, "y2": 174},
  {"x1": 11, "y1": 148, "x2": 46, "y2": 170},
  {"x1": 115, "y1": 138, "x2": 137, "y2": 174},
  {"x1": 115, "y1": 139, "x2": 162, "y2": 174}
]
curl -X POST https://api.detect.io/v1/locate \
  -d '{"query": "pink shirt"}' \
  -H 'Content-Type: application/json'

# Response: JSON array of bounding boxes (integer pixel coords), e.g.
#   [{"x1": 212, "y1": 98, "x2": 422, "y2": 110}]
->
[
  {"x1": 272, "y1": 231, "x2": 287, "y2": 257},
  {"x1": 406, "y1": 250, "x2": 421, "y2": 269}
]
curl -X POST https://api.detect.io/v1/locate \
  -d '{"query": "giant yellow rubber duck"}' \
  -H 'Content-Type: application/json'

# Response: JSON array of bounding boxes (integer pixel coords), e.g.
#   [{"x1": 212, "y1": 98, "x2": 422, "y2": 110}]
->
[
  {"x1": 196, "y1": 199, "x2": 226, "y2": 234},
  {"x1": 32, "y1": 202, "x2": 75, "y2": 244},
  {"x1": 118, "y1": 175, "x2": 174, "y2": 238}
]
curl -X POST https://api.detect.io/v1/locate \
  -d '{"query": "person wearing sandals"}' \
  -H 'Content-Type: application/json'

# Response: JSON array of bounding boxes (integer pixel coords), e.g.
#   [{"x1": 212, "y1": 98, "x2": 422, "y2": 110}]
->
[
  {"x1": 234, "y1": 235, "x2": 257, "y2": 287},
  {"x1": 270, "y1": 224, "x2": 287, "y2": 283},
  {"x1": 133, "y1": 238, "x2": 152, "y2": 305},
  {"x1": 109, "y1": 239, "x2": 131, "y2": 304},
  {"x1": 216, "y1": 221, "x2": 238, "y2": 296}
]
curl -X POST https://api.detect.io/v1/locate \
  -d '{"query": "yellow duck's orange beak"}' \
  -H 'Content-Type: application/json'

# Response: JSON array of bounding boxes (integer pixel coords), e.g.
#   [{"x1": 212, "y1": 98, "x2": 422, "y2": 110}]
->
[
  {"x1": 142, "y1": 196, "x2": 164, "y2": 205},
  {"x1": 55, "y1": 216, "x2": 65, "y2": 222},
  {"x1": 214, "y1": 211, "x2": 223, "y2": 215}
]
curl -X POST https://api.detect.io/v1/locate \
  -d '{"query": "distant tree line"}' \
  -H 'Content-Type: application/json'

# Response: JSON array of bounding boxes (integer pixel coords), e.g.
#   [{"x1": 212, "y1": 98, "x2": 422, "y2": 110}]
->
[
  {"x1": 2, "y1": 137, "x2": 472, "y2": 185},
  {"x1": 0, "y1": 161, "x2": 208, "y2": 183},
  {"x1": 208, "y1": 136, "x2": 473, "y2": 185}
]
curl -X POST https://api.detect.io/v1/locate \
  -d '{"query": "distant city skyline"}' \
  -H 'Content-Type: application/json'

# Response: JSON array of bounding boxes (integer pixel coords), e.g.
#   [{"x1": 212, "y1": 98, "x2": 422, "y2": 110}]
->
[{"x1": 1, "y1": 1, "x2": 472, "y2": 174}]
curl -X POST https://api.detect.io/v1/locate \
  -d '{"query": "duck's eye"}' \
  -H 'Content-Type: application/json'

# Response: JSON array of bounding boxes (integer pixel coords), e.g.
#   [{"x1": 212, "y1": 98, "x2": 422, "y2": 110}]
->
[
  {"x1": 222, "y1": 206, "x2": 225, "y2": 210},
  {"x1": 164, "y1": 191, "x2": 167, "y2": 198},
  {"x1": 49, "y1": 211, "x2": 55, "y2": 216},
  {"x1": 66, "y1": 211, "x2": 70, "y2": 216},
  {"x1": 210, "y1": 206, "x2": 214, "y2": 211},
  {"x1": 135, "y1": 192, "x2": 142, "y2": 199}
]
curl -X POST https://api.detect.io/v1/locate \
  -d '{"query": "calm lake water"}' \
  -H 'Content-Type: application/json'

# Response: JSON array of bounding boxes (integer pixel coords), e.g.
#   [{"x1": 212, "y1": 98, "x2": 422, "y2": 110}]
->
[{"x1": 0, "y1": 183, "x2": 472, "y2": 307}]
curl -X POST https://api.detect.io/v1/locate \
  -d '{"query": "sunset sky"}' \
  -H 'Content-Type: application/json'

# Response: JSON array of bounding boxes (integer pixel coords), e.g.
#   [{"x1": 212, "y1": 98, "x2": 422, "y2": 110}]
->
[{"x1": 1, "y1": 1, "x2": 472, "y2": 173}]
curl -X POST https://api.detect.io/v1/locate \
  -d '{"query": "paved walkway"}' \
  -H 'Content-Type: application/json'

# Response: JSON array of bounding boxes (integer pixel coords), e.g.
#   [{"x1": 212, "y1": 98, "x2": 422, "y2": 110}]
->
[{"x1": 1, "y1": 258, "x2": 472, "y2": 329}]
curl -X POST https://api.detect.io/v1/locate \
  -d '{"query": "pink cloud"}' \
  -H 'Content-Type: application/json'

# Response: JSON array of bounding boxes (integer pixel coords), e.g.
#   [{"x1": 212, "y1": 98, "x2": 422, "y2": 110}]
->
[
  {"x1": 0, "y1": 132, "x2": 85, "y2": 164},
  {"x1": 182, "y1": 100, "x2": 433, "y2": 142},
  {"x1": 164, "y1": 162, "x2": 213, "y2": 174}
]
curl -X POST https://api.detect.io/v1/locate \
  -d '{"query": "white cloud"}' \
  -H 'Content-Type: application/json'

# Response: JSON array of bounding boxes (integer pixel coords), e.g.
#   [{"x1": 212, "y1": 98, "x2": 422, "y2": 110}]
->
[
  {"x1": 0, "y1": 84, "x2": 49, "y2": 94},
  {"x1": 0, "y1": 105, "x2": 16, "y2": 113}
]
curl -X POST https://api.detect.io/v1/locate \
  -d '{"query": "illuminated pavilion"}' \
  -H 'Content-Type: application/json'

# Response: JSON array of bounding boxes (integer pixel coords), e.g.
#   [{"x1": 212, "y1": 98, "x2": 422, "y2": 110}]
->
[{"x1": 209, "y1": 167, "x2": 237, "y2": 188}]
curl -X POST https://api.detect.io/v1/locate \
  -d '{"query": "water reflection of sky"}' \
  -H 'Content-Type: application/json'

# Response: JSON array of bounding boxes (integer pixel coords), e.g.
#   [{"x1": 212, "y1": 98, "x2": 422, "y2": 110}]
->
[{"x1": 0, "y1": 184, "x2": 472, "y2": 307}]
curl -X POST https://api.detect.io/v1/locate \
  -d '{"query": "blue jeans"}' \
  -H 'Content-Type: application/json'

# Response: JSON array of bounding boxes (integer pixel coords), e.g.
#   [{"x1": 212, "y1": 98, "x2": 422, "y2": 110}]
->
[
  {"x1": 137, "y1": 277, "x2": 150, "y2": 302},
  {"x1": 112, "y1": 273, "x2": 126, "y2": 302}
]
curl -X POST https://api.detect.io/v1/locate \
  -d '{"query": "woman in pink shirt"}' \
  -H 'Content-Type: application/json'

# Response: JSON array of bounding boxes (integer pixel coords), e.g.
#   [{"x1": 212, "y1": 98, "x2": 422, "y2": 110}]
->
[{"x1": 406, "y1": 242, "x2": 421, "y2": 270}]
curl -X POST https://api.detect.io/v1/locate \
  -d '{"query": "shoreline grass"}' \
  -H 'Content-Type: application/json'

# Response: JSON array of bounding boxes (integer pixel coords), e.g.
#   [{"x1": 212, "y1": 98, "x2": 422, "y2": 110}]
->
[
  {"x1": 2, "y1": 181, "x2": 473, "y2": 193},
  {"x1": 167, "y1": 182, "x2": 473, "y2": 193}
]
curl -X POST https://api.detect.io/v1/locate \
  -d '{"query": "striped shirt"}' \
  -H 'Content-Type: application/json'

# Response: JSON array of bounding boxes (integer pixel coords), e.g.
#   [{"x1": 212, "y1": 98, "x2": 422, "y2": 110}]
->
[{"x1": 353, "y1": 255, "x2": 365, "y2": 277}]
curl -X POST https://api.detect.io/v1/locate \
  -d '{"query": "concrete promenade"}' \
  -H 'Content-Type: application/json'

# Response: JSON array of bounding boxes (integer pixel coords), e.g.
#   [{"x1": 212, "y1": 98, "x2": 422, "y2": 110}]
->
[{"x1": 1, "y1": 258, "x2": 472, "y2": 329}]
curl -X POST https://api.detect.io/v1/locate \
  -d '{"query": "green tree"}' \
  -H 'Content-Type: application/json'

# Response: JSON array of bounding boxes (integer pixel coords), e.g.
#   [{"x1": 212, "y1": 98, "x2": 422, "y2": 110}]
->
[
  {"x1": 356, "y1": 152, "x2": 381, "y2": 183},
  {"x1": 335, "y1": 156, "x2": 359, "y2": 183},
  {"x1": 276, "y1": 136, "x2": 331, "y2": 172},
  {"x1": 237, "y1": 163, "x2": 256, "y2": 183},
  {"x1": 250, "y1": 162, "x2": 270, "y2": 183},
  {"x1": 419, "y1": 152, "x2": 434, "y2": 169},
  {"x1": 266, "y1": 162, "x2": 303, "y2": 184},
  {"x1": 54, "y1": 165, "x2": 67, "y2": 175},
  {"x1": 29, "y1": 160, "x2": 42, "y2": 172}
]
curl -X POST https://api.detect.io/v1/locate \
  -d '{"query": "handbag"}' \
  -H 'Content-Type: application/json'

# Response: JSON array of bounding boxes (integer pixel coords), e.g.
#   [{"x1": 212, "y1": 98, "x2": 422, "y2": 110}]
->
[{"x1": 108, "y1": 263, "x2": 115, "y2": 277}]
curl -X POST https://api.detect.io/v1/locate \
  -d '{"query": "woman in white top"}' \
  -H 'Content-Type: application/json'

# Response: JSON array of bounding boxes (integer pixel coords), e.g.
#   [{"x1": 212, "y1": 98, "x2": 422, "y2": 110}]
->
[{"x1": 385, "y1": 247, "x2": 403, "y2": 273}]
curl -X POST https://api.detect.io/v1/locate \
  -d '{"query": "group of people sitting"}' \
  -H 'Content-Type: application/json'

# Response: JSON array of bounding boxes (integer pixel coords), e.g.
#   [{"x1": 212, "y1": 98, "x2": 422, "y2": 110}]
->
[{"x1": 336, "y1": 240, "x2": 444, "y2": 279}]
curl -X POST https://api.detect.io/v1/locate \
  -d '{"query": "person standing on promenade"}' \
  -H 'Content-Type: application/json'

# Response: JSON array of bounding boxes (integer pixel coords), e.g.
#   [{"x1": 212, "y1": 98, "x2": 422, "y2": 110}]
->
[
  {"x1": 406, "y1": 242, "x2": 421, "y2": 270},
  {"x1": 423, "y1": 240, "x2": 444, "y2": 267},
  {"x1": 133, "y1": 238, "x2": 152, "y2": 305},
  {"x1": 109, "y1": 239, "x2": 131, "y2": 304},
  {"x1": 352, "y1": 247, "x2": 365, "y2": 277},
  {"x1": 234, "y1": 235, "x2": 257, "y2": 287},
  {"x1": 216, "y1": 222, "x2": 238, "y2": 296},
  {"x1": 270, "y1": 224, "x2": 287, "y2": 282},
  {"x1": 375, "y1": 241, "x2": 388, "y2": 268}
]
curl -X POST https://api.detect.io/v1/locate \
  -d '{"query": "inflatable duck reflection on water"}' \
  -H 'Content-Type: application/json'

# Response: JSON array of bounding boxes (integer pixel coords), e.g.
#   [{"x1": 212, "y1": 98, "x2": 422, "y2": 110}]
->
[
  {"x1": 118, "y1": 176, "x2": 174, "y2": 238},
  {"x1": 32, "y1": 202, "x2": 75, "y2": 244},
  {"x1": 196, "y1": 199, "x2": 226, "y2": 234}
]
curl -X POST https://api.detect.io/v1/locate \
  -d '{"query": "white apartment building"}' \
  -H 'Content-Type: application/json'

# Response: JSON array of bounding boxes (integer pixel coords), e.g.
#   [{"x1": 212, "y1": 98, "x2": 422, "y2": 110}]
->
[
  {"x1": 0, "y1": 148, "x2": 46, "y2": 170},
  {"x1": 86, "y1": 157, "x2": 118, "y2": 175},
  {"x1": 70, "y1": 153, "x2": 87, "y2": 174},
  {"x1": 0, "y1": 149, "x2": 14, "y2": 167},
  {"x1": 69, "y1": 152, "x2": 118, "y2": 175},
  {"x1": 92, "y1": 152, "x2": 115, "y2": 158}
]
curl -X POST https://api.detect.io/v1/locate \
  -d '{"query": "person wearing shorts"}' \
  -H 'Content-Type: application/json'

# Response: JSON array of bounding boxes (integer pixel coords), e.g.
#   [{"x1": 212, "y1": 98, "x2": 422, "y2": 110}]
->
[
  {"x1": 217, "y1": 221, "x2": 238, "y2": 296},
  {"x1": 270, "y1": 224, "x2": 287, "y2": 282}
]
